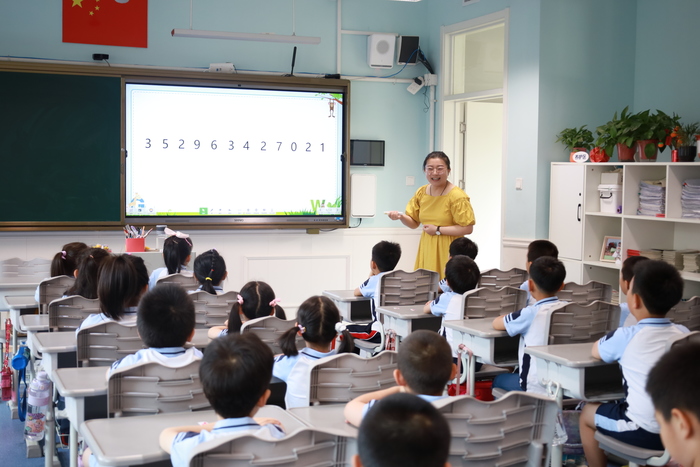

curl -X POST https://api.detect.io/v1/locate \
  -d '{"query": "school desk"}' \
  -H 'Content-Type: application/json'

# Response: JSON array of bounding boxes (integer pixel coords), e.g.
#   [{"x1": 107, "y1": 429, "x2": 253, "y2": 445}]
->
[
  {"x1": 374, "y1": 305, "x2": 442, "y2": 347},
  {"x1": 80, "y1": 405, "x2": 307, "y2": 467},
  {"x1": 443, "y1": 318, "x2": 519, "y2": 396},
  {"x1": 322, "y1": 290, "x2": 373, "y2": 323},
  {"x1": 288, "y1": 404, "x2": 358, "y2": 463}
]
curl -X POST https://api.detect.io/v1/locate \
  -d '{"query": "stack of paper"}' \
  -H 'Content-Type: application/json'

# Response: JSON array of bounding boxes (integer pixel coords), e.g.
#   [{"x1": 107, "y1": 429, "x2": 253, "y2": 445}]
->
[
  {"x1": 662, "y1": 249, "x2": 699, "y2": 269},
  {"x1": 640, "y1": 249, "x2": 663, "y2": 260},
  {"x1": 682, "y1": 252, "x2": 700, "y2": 273},
  {"x1": 638, "y1": 179, "x2": 666, "y2": 217},
  {"x1": 681, "y1": 179, "x2": 700, "y2": 219}
]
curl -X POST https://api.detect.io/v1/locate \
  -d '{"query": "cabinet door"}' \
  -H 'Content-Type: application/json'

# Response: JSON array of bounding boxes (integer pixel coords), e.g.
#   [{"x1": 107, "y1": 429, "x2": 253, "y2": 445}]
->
[{"x1": 550, "y1": 164, "x2": 584, "y2": 260}]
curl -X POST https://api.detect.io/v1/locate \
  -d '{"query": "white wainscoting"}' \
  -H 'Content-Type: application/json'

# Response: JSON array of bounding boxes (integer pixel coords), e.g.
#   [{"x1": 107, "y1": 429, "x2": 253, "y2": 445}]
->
[{"x1": 501, "y1": 237, "x2": 531, "y2": 271}]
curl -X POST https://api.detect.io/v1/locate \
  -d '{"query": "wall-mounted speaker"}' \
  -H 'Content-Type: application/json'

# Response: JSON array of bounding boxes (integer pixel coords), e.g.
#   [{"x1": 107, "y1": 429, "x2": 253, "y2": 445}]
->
[
  {"x1": 367, "y1": 34, "x2": 395, "y2": 69},
  {"x1": 397, "y1": 36, "x2": 420, "y2": 65}
]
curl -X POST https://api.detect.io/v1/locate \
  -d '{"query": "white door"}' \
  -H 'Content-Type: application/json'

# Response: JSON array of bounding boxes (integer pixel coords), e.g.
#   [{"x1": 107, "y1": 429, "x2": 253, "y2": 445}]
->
[{"x1": 549, "y1": 164, "x2": 584, "y2": 261}]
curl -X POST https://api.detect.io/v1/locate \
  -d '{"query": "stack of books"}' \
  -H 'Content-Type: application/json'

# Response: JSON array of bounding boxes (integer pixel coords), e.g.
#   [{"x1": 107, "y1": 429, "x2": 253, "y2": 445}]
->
[
  {"x1": 638, "y1": 179, "x2": 666, "y2": 217},
  {"x1": 681, "y1": 179, "x2": 700, "y2": 219},
  {"x1": 662, "y1": 249, "x2": 699, "y2": 269},
  {"x1": 639, "y1": 249, "x2": 663, "y2": 260},
  {"x1": 683, "y1": 252, "x2": 700, "y2": 273}
]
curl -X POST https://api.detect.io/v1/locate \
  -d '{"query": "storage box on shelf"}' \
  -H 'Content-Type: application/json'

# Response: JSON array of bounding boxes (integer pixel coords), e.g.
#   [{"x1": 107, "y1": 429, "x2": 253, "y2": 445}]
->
[{"x1": 550, "y1": 162, "x2": 700, "y2": 299}]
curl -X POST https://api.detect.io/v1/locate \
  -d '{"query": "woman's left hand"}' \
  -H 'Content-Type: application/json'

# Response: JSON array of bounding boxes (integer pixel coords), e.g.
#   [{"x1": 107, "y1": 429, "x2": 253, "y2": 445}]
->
[{"x1": 423, "y1": 224, "x2": 438, "y2": 236}]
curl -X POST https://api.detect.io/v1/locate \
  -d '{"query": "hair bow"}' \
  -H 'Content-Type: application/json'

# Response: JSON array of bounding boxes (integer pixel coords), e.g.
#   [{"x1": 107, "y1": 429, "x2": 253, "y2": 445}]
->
[
  {"x1": 61, "y1": 250, "x2": 67, "y2": 260},
  {"x1": 269, "y1": 298, "x2": 281, "y2": 307},
  {"x1": 236, "y1": 294, "x2": 244, "y2": 305},
  {"x1": 164, "y1": 227, "x2": 192, "y2": 246},
  {"x1": 297, "y1": 324, "x2": 306, "y2": 334},
  {"x1": 335, "y1": 322, "x2": 347, "y2": 333}
]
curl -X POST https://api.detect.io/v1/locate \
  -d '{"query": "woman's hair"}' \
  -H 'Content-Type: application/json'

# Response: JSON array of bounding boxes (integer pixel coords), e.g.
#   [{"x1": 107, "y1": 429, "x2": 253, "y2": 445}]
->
[
  {"x1": 277, "y1": 295, "x2": 354, "y2": 357},
  {"x1": 421, "y1": 151, "x2": 451, "y2": 171},
  {"x1": 193, "y1": 249, "x2": 227, "y2": 294},
  {"x1": 97, "y1": 254, "x2": 149, "y2": 320},
  {"x1": 65, "y1": 248, "x2": 110, "y2": 299},
  {"x1": 50, "y1": 242, "x2": 89, "y2": 277},
  {"x1": 162, "y1": 236, "x2": 193, "y2": 275},
  {"x1": 227, "y1": 281, "x2": 286, "y2": 334}
]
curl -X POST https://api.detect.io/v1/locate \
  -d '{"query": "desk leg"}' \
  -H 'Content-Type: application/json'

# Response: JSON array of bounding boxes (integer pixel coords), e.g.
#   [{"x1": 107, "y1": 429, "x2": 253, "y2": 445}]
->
[
  {"x1": 45, "y1": 386, "x2": 56, "y2": 467},
  {"x1": 468, "y1": 354, "x2": 476, "y2": 397},
  {"x1": 69, "y1": 424, "x2": 78, "y2": 467},
  {"x1": 551, "y1": 384, "x2": 563, "y2": 467}
]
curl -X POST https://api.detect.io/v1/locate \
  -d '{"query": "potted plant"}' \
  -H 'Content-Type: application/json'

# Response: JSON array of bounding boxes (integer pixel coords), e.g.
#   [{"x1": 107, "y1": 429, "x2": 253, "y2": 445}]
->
[
  {"x1": 670, "y1": 121, "x2": 700, "y2": 162},
  {"x1": 595, "y1": 107, "x2": 639, "y2": 162},
  {"x1": 632, "y1": 110, "x2": 678, "y2": 161},
  {"x1": 556, "y1": 125, "x2": 594, "y2": 162}
]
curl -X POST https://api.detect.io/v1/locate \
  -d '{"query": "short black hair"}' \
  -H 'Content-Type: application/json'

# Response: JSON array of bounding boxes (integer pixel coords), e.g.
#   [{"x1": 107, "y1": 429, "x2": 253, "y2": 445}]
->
[
  {"x1": 621, "y1": 255, "x2": 649, "y2": 282},
  {"x1": 647, "y1": 341, "x2": 700, "y2": 421},
  {"x1": 444, "y1": 255, "x2": 480, "y2": 295},
  {"x1": 449, "y1": 237, "x2": 478, "y2": 260},
  {"x1": 527, "y1": 240, "x2": 559, "y2": 263},
  {"x1": 137, "y1": 284, "x2": 195, "y2": 348},
  {"x1": 358, "y1": 393, "x2": 451, "y2": 467},
  {"x1": 631, "y1": 260, "x2": 683, "y2": 315},
  {"x1": 398, "y1": 330, "x2": 453, "y2": 395},
  {"x1": 422, "y1": 151, "x2": 451, "y2": 171},
  {"x1": 528, "y1": 256, "x2": 566, "y2": 295},
  {"x1": 372, "y1": 241, "x2": 402, "y2": 272},
  {"x1": 199, "y1": 333, "x2": 273, "y2": 419}
]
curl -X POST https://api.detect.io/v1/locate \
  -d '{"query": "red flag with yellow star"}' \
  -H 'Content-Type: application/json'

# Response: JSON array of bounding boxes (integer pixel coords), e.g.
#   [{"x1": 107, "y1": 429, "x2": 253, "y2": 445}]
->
[{"x1": 63, "y1": 0, "x2": 147, "y2": 48}]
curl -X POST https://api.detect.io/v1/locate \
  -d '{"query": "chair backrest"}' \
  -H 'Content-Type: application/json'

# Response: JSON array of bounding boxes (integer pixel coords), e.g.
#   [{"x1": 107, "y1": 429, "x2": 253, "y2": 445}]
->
[
  {"x1": 77, "y1": 321, "x2": 145, "y2": 367},
  {"x1": 546, "y1": 300, "x2": 620, "y2": 345},
  {"x1": 38, "y1": 275, "x2": 76, "y2": 313},
  {"x1": 308, "y1": 351, "x2": 398, "y2": 405},
  {"x1": 463, "y1": 286, "x2": 528, "y2": 319},
  {"x1": 240, "y1": 316, "x2": 304, "y2": 355},
  {"x1": 558, "y1": 281, "x2": 612, "y2": 304},
  {"x1": 376, "y1": 269, "x2": 440, "y2": 307},
  {"x1": 434, "y1": 391, "x2": 558, "y2": 467},
  {"x1": 156, "y1": 273, "x2": 198, "y2": 292},
  {"x1": 48, "y1": 295, "x2": 100, "y2": 332},
  {"x1": 108, "y1": 360, "x2": 210, "y2": 417},
  {"x1": 666, "y1": 330, "x2": 700, "y2": 351},
  {"x1": 0, "y1": 257, "x2": 51, "y2": 282},
  {"x1": 666, "y1": 296, "x2": 700, "y2": 331},
  {"x1": 189, "y1": 291, "x2": 238, "y2": 329},
  {"x1": 478, "y1": 267, "x2": 528, "y2": 288},
  {"x1": 188, "y1": 428, "x2": 348, "y2": 467}
]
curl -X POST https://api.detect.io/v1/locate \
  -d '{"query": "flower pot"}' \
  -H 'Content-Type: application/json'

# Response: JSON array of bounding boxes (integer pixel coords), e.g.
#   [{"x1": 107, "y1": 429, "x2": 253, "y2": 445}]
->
[
  {"x1": 635, "y1": 139, "x2": 659, "y2": 162},
  {"x1": 616, "y1": 143, "x2": 635, "y2": 162},
  {"x1": 678, "y1": 146, "x2": 696, "y2": 162},
  {"x1": 569, "y1": 147, "x2": 589, "y2": 163}
]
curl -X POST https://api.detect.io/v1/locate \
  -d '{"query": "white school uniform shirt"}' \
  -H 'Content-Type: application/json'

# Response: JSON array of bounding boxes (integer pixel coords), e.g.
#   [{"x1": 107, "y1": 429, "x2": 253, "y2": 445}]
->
[
  {"x1": 273, "y1": 348, "x2": 337, "y2": 408},
  {"x1": 169, "y1": 417, "x2": 285, "y2": 467},
  {"x1": 519, "y1": 279, "x2": 536, "y2": 307},
  {"x1": 429, "y1": 291, "x2": 463, "y2": 357},
  {"x1": 76, "y1": 306, "x2": 138, "y2": 336},
  {"x1": 361, "y1": 394, "x2": 447, "y2": 419},
  {"x1": 108, "y1": 346, "x2": 203, "y2": 375},
  {"x1": 148, "y1": 265, "x2": 191, "y2": 290},
  {"x1": 503, "y1": 297, "x2": 567, "y2": 395},
  {"x1": 596, "y1": 317, "x2": 688, "y2": 433}
]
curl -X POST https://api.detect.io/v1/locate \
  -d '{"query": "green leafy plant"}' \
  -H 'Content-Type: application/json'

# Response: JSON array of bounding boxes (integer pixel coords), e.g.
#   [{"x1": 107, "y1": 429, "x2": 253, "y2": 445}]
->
[
  {"x1": 670, "y1": 121, "x2": 700, "y2": 148},
  {"x1": 555, "y1": 125, "x2": 594, "y2": 151},
  {"x1": 595, "y1": 106, "x2": 640, "y2": 158},
  {"x1": 633, "y1": 109, "x2": 678, "y2": 155}
]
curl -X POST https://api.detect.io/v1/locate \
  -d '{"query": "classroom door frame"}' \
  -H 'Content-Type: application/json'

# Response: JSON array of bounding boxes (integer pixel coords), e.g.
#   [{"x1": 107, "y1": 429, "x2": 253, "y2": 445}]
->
[{"x1": 439, "y1": 9, "x2": 509, "y2": 270}]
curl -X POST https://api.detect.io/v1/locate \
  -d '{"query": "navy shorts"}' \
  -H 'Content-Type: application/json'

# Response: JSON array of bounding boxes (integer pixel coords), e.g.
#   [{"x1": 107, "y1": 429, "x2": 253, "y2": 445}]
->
[{"x1": 595, "y1": 401, "x2": 664, "y2": 450}]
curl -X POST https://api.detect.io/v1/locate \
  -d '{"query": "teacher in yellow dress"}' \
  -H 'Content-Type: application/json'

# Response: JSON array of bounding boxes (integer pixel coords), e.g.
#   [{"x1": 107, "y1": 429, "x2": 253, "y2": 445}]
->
[{"x1": 387, "y1": 151, "x2": 475, "y2": 278}]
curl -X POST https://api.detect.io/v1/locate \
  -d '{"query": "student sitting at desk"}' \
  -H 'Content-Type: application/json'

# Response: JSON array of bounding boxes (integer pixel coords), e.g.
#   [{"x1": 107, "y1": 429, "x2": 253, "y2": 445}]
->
[
  {"x1": 148, "y1": 229, "x2": 193, "y2": 290},
  {"x1": 354, "y1": 393, "x2": 451, "y2": 467},
  {"x1": 519, "y1": 240, "x2": 559, "y2": 306},
  {"x1": 191, "y1": 248, "x2": 227, "y2": 295},
  {"x1": 647, "y1": 341, "x2": 700, "y2": 467},
  {"x1": 424, "y1": 255, "x2": 480, "y2": 363},
  {"x1": 344, "y1": 329, "x2": 456, "y2": 427},
  {"x1": 34, "y1": 241, "x2": 88, "y2": 302},
  {"x1": 160, "y1": 334, "x2": 285, "y2": 467},
  {"x1": 439, "y1": 236, "x2": 478, "y2": 293},
  {"x1": 77, "y1": 255, "x2": 149, "y2": 333},
  {"x1": 580, "y1": 260, "x2": 688, "y2": 467},
  {"x1": 617, "y1": 255, "x2": 649, "y2": 327},
  {"x1": 64, "y1": 247, "x2": 110, "y2": 299},
  {"x1": 492, "y1": 256, "x2": 566, "y2": 395}
]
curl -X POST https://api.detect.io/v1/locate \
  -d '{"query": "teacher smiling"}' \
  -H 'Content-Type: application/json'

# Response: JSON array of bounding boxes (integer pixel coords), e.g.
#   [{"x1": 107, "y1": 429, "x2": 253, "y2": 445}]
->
[{"x1": 387, "y1": 151, "x2": 475, "y2": 278}]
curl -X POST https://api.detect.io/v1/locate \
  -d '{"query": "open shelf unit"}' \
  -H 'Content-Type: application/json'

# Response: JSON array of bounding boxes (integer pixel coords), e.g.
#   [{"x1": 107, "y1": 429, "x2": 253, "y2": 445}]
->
[{"x1": 550, "y1": 162, "x2": 700, "y2": 299}]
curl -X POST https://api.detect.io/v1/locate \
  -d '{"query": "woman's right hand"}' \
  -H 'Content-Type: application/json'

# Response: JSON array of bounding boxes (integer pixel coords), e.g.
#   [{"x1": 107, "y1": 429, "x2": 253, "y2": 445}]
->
[{"x1": 386, "y1": 211, "x2": 402, "y2": 221}]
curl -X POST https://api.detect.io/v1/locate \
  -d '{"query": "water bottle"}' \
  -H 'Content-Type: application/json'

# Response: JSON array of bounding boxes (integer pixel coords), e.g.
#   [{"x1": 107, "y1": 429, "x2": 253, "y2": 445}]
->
[{"x1": 24, "y1": 371, "x2": 51, "y2": 442}]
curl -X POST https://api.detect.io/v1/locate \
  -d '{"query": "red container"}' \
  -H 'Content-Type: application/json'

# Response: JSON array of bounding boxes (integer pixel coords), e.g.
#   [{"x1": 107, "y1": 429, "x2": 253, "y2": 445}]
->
[{"x1": 125, "y1": 237, "x2": 145, "y2": 252}]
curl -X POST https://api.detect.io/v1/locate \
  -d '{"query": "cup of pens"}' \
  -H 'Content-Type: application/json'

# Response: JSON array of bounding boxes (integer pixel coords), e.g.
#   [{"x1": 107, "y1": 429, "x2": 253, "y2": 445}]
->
[{"x1": 124, "y1": 225, "x2": 151, "y2": 252}]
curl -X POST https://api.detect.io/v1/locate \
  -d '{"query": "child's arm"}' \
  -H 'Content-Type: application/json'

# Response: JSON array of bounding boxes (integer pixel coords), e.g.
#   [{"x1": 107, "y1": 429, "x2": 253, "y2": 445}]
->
[
  {"x1": 492, "y1": 315, "x2": 506, "y2": 330},
  {"x1": 423, "y1": 299, "x2": 433, "y2": 314},
  {"x1": 344, "y1": 386, "x2": 404, "y2": 427},
  {"x1": 207, "y1": 325, "x2": 226, "y2": 339},
  {"x1": 591, "y1": 340, "x2": 602, "y2": 360},
  {"x1": 159, "y1": 422, "x2": 216, "y2": 453},
  {"x1": 353, "y1": 287, "x2": 362, "y2": 297}
]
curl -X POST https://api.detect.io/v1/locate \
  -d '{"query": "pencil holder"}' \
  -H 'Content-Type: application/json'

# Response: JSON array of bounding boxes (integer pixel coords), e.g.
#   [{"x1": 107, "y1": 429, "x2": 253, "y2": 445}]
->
[{"x1": 125, "y1": 237, "x2": 145, "y2": 252}]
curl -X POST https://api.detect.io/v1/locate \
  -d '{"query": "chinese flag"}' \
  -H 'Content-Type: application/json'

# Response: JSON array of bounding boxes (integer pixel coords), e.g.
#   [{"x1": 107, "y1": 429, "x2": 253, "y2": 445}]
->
[{"x1": 63, "y1": 0, "x2": 148, "y2": 48}]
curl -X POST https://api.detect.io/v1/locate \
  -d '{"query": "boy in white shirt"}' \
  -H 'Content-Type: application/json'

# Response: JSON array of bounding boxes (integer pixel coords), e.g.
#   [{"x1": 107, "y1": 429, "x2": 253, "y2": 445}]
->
[
  {"x1": 580, "y1": 260, "x2": 688, "y2": 467},
  {"x1": 438, "y1": 237, "x2": 479, "y2": 293},
  {"x1": 617, "y1": 255, "x2": 649, "y2": 327},
  {"x1": 519, "y1": 240, "x2": 559, "y2": 306}
]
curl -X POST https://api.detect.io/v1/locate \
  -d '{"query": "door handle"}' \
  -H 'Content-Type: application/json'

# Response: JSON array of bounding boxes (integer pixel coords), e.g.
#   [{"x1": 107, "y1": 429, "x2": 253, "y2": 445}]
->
[{"x1": 577, "y1": 203, "x2": 582, "y2": 222}]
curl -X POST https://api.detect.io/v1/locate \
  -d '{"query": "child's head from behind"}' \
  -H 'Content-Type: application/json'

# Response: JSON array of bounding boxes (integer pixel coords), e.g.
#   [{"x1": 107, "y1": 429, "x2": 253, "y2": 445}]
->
[
  {"x1": 51, "y1": 242, "x2": 89, "y2": 277},
  {"x1": 526, "y1": 240, "x2": 559, "y2": 266},
  {"x1": 200, "y1": 333, "x2": 273, "y2": 419},
  {"x1": 444, "y1": 255, "x2": 480, "y2": 294},
  {"x1": 371, "y1": 241, "x2": 402, "y2": 273},
  {"x1": 355, "y1": 393, "x2": 450, "y2": 467},
  {"x1": 449, "y1": 237, "x2": 478, "y2": 260},
  {"x1": 278, "y1": 295, "x2": 354, "y2": 356},
  {"x1": 528, "y1": 256, "x2": 566, "y2": 295},
  {"x1": 137, "y1": 283, "x2": 195, "y2": 348},
  {"x1": 97, "y1": 254, "x2": 149, "y2": 320},
  {"x1": 162, "y1": 235, "x2": 193, "y2": 275},
  {"x1": 193, "y1": 249, "x2": 227, "y2": 294},
  {"x1": 647, "y1": 341, "x2": 700, "y2": 467},
  {"x1": 630, "y1": 260, "x2": 683, "y2": 316},
  {"x1": 67, "y1": 248, "x2": 110, "y2": 299},
  {"x1": 619, "y1": 255, "x2": 649, "y2": 294},
  {"x1": 227, "y1": 281, "x2": 284, "y2": 334},
  {"x1": 397, "y1": 330, "x2": 453, "y2": 396}
]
